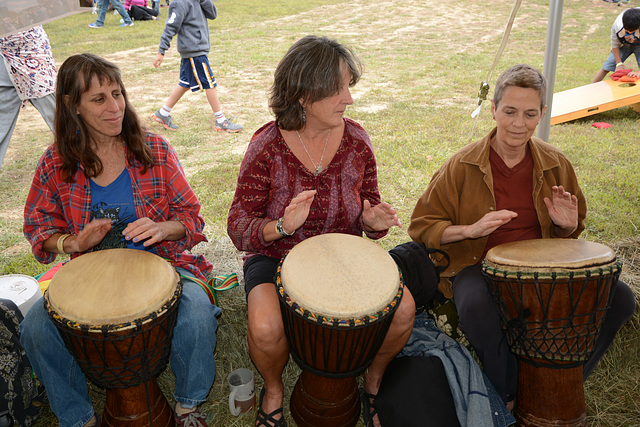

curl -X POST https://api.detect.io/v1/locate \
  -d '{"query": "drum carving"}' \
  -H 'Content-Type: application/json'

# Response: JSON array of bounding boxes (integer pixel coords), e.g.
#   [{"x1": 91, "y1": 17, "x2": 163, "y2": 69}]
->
[
  {"x1": 277, "y1": 233, "x2": 403, "y2": 427},
  {"x1": 482, "y1": 239, "x2": 621, "y2": 427},
  {"x1": 45, "y1": 249, "x2": 182, "y2": 427}
]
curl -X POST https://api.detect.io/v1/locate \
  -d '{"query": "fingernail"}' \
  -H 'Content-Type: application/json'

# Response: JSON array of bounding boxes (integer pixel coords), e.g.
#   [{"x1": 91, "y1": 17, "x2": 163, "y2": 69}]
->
[{"x1": 125, "y1": 235, "x2": 130, "y2": 240}]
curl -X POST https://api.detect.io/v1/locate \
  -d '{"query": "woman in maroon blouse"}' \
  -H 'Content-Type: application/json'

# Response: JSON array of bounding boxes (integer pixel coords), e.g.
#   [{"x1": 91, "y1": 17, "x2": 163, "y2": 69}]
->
[{"x1": 227, "y1": 35, "x2": 415, "y2": 427}]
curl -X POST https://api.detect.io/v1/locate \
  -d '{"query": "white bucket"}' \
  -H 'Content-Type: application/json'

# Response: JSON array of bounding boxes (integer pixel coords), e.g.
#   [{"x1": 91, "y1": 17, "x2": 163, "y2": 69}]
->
[{"x1": 0, "y1": 275, "x2": 42, "y2": 317}]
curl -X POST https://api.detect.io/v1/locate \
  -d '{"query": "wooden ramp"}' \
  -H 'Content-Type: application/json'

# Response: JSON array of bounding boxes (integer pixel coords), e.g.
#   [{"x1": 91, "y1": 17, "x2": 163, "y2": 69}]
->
[{"x1": 550, "y1": 79, "x2": 640, "y2": 125}]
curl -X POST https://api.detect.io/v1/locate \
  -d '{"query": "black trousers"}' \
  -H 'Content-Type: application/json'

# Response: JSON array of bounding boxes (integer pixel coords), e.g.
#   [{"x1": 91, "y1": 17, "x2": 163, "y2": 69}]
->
[{"x1": 128, "y1": 5, "x2": 158, "y2": 20}]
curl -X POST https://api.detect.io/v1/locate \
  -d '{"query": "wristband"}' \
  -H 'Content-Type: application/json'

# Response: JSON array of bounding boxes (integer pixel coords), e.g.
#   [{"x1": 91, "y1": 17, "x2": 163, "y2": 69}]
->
[
  {"x1": 616, "y1": 62, "x2": 624, "y2": 67},
  {"x1": 276, "y1": 217, "x2": 294, "y2": 237},
  {"x1": 57, "y1": 234, "x2": 71, "y2": 254}
]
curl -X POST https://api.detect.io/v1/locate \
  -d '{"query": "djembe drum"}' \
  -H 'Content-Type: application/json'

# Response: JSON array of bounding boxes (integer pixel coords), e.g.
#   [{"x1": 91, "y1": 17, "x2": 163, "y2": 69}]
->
[
  {"x1": 45, "y1": 249, "x2": 182, "y2": 427},
  {"x1": 482, "y1": 239, "x2": 621, "y2": 427},
  {"x1": 277, "y1": 233, "x2": 403, "y2": 427}
]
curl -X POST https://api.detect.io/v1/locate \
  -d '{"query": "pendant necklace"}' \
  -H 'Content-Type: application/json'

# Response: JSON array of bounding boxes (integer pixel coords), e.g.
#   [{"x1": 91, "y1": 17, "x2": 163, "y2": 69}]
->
[{"x1": 296, "y1": 129, "x2": 330, "y2": 175}]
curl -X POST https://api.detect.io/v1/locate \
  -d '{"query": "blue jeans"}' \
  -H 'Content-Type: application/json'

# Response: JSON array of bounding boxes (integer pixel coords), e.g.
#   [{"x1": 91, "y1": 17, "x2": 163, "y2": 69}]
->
[
  {"x1": 603, "y1": 43, "x2": 640, "y2": 71},
  {"x1": 20, "y1": 267, "x2": 221, "y2": 427},
  {"x1": 95, "y1": 0, "x2": 132, "y2": 26}
]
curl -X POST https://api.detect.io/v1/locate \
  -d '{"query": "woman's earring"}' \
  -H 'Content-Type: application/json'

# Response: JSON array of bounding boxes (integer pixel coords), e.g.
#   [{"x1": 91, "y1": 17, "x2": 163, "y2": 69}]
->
[{"x1": 302, "y1": 108, "x2": 306, "y2": 124}]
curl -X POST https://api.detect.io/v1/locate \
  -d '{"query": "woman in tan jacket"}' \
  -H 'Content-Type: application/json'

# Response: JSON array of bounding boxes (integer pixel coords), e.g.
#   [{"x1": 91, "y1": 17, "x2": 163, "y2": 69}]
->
[{"x1": 408, "y1": 64, "x2": 635, "y2": 410}]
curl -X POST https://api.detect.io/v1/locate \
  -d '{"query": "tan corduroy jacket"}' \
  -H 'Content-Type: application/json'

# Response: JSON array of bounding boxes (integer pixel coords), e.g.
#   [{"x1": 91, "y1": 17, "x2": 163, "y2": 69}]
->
[{"x1": 408, "y1": 128, "x2": 586, "y2": 298}]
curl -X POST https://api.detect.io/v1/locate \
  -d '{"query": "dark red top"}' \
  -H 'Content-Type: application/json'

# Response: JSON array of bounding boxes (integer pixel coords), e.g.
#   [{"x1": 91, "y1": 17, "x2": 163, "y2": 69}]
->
[{"x1": 483, "y1": 146, "x2": 542, "y2": 259}]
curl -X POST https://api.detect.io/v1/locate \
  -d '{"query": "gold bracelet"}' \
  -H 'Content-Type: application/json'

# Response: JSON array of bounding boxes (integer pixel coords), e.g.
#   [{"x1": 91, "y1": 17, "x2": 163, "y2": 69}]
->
[{"x1": 57, "y1": 234, "x2": 71, "y2": 254}]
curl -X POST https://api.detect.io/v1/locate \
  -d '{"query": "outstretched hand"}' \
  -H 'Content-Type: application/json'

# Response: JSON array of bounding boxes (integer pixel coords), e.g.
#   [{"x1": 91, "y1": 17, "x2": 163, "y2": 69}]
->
[
  {"x1": 543, "y1": 185, "x2": 578, "y2": 236},
  {"x1": 74, "y1": 218, "x2": 112, "y2": 253},
  {"x1": 440, "y1": 209, "x2": 517, "y2": 245},
  {"x1": 362, "y1": 199, "x2": 402, "y2": 232},
  {"x1": 123, "y1": 217, "x2": 165, "y2": 247},
  {"x1": 469, "y1": 209, "x2": 518, "y2": 239},
  {"x1": 281, "y1": 190, "x2": 317, "y2": 235},
  {"x1": 123, "y1": 217, "x2": 186, "y2": 247}
]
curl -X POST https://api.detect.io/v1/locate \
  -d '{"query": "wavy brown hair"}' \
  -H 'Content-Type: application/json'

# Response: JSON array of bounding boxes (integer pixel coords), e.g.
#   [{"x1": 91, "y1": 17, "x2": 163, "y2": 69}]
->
[
  {"x1": 55, "y1": 53, "x2": 154, "y2": 183},
  {"x1": 269, "y1": 35, "x2": 363, "y2": 131}
]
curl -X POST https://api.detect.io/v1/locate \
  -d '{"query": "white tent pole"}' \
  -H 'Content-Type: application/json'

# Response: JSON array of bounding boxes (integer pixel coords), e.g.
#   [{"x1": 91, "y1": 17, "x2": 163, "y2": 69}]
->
[{"x1": 538, "y1": 0, "x2": 564, "y2": 142}]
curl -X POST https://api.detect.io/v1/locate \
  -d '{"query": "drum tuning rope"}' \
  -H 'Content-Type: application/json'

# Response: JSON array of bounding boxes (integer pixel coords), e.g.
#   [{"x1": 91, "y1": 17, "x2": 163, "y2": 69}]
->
[{"x1": 468, "y1": 0, "x2": 523, "y2": 142}]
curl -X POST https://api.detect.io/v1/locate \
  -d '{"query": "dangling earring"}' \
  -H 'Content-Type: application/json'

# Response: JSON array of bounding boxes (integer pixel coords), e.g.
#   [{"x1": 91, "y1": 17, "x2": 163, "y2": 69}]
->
[{"x1": 302, "y1": 108, "x2": 306, "y2": 124}]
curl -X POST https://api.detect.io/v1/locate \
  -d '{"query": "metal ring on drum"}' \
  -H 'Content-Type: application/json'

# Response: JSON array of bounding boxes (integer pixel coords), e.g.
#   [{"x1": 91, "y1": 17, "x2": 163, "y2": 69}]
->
[
  {"x1": 45, "y1": 249, "x2": 182, "y2": 427},
  {"x1": 277, "y1": 233, "x2": 403, "y2": 427},
  {"x1": 482, "y1": 239, "x2": 621, "y2": 427}
]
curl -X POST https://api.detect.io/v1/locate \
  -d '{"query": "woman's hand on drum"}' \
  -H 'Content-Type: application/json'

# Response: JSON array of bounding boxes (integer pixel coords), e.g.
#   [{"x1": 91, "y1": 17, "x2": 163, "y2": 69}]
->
[
  {"x1": 362, "y1": 200, "x2": 402, "y2": 232},
  {"x1": 123, "y1": 218, "x2": 186, "y2": 246},
  {"x1": 544, "y1": 185, "x2": 578, "y2": 237},
  {"x1": 441, "y1": 210, "x2": 517, "y2": 244},
  {"x1": 73, "y1": 218, "x2": 113, "y2": 253},
  {"x1": 280, "y1": 190, "x2": 317, "y2": 235}
]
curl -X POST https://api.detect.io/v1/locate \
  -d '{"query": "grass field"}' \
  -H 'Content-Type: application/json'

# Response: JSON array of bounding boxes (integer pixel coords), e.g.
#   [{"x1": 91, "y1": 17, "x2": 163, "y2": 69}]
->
[{"x1": 1, "y1": 0, "x2": 640, "y2": 425}]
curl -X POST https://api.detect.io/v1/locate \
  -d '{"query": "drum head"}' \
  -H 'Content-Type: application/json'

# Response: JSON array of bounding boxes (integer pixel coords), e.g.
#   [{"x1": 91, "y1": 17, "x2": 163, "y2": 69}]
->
[
  {"x1": 47, "y1": 249, "x2": 178, "y2": 325},
  {"x1": 484, "y1": 239, "x2": 616, "y2": 272},
  {"x1": 280, "y1": 233, "x2": 399, "y2": 319}
]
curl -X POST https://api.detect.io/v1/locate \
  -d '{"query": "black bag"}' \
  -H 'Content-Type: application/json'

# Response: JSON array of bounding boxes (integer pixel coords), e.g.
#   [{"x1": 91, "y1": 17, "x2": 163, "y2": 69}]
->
[
  {"x1": 376, "y1": 356, "x2": 461, "y2": 427},
  {"x1": 389, "y1": 242, "x2": 450, "y2": 313},
  {"x1": 0, "y1": 299, "x2": 46, "y2": 427}
]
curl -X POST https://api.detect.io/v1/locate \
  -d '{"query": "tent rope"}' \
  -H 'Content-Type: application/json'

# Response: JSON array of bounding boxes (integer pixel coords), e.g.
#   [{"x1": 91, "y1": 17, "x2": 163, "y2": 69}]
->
[{"x1": 469, "y1": 0, "x2": 523, "y2": 142}]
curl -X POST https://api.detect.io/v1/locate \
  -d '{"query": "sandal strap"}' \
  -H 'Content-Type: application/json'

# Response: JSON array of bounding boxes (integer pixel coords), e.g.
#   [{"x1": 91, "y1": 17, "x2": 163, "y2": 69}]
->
[
  {"x1": 360, "y1": 389, "x2": 378, "y2": 427},
  {"x1": 256, "y1": 387, "x2": 287, "y2": 427}
]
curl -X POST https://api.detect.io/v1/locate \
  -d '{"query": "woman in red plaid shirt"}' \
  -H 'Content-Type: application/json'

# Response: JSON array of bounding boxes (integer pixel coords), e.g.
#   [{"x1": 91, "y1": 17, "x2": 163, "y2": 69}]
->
[{"x1": 21, "y1": 53, "x2": 217, "y2": 427}]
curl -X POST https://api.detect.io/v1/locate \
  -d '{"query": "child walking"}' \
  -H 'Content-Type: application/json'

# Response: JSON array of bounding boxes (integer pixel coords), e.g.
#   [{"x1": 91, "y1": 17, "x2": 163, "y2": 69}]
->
[{"x1": 152, "y1": 0, "x2": 242, "y2": 132}]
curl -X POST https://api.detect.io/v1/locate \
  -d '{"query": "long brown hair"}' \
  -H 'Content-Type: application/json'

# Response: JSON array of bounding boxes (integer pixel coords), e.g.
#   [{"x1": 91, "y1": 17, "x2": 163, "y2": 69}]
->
[
  {"x1": 55, "y1": 53, "x2": 154, "y2": 182},
  {"x1": 269, "y1": 35, "x2": 363, "y2": 131}
]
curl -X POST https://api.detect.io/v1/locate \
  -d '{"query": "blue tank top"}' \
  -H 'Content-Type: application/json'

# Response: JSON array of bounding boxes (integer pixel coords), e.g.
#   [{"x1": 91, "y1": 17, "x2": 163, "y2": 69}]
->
[{"x1": 89, "y1": 168, "x2": 151, "y2": 252}]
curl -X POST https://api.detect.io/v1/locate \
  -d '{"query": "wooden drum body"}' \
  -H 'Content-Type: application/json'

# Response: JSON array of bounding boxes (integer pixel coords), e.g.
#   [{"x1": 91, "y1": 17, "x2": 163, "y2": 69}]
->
[
  {"x1": 482, "y1": 239, "x2": 621, "y2": 427},
  {"x1": 277, "y1": 233, "x2": 403, "y2": 427},
  {"x1": 45, "y1": 249, "x2": 182, "y2": 427}
]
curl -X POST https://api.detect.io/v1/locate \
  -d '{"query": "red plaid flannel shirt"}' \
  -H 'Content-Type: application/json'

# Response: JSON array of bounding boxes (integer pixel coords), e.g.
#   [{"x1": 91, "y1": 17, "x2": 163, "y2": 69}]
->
[{"x1": 23, "y1": 133, "x2": 212, "y2": 280}]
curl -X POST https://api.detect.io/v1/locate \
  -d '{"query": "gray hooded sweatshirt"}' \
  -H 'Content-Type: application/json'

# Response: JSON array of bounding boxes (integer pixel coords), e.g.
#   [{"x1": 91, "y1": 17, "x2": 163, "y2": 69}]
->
[{"x1": 158, "y1": 0, "x2": 217, "y2": 58}]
